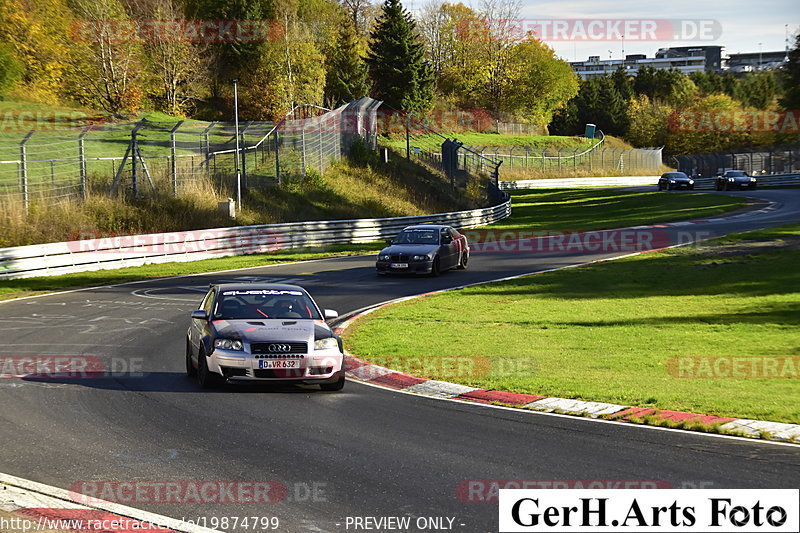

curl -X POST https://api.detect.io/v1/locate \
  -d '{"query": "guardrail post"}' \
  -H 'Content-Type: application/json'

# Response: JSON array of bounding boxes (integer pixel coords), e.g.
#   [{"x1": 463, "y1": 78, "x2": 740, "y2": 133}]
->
[
  {"x1": 20, "y1": 131, "x2": 33, "y2": 215},
  {"x1": 78, "y1": 127, "x2": 90, "y2": 200}
]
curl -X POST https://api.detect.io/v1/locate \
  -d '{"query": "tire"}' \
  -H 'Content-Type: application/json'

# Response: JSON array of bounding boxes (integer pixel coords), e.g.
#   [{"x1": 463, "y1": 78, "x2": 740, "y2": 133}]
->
[
  {"x1": 430, "y1": 256, "x2": 441, "y2": 277},
  {"x1": 185, "y1": 340, "x2": 196, "y2": 377},
  {"x1": 658, "y1": 183, "x2": 663, "y2": 191},
  {"x1": 197, "y1": 348, "x2": 221, "y2": 389},
  {"x1": 320, "y1": 370, "x2": 345, "y2": 391},
  {"x1": 457, "y1": 250, "x2": 469, "y2": 270}
]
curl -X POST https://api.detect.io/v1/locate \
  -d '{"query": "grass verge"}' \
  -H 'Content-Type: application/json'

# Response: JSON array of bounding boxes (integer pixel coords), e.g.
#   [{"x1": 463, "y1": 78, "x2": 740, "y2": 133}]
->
[
  {"x1": 488, "y1": 189, "x2": 747, "y2": 231},
  {"x1": 343, "y1": 224, "x2": 800, "y2": 424}
]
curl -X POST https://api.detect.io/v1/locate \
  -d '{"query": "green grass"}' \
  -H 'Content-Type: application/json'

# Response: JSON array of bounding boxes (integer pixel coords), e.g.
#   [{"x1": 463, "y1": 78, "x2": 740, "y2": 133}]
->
[
  {"x1": 344, "y1": 224, "x2": 800, "y2": 423},
  {"x1": 0, "y1": 243, "x2": 381, "y2": 302},
  {"x1": 487, "y1": 189, "x2": 747, "y2": 231}
]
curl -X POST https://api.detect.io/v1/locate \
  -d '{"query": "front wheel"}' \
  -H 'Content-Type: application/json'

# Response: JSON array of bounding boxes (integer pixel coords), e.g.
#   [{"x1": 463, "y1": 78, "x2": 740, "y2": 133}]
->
[
  {"x1": 320, "y1": 371, "x2": 345, "y2": 391},
  {"x1": 197, "y1": 349, "x2": 221, "y2": 389},
  {"x1": 430, "y1": 256, "x2": 441, "y2": 277},
  {"x1": 185, "y1": 340, "x2": 196, "y2": 377}
]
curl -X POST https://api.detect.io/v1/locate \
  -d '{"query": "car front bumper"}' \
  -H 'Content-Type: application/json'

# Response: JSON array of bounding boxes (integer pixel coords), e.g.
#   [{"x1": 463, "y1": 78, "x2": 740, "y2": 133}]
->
[
  {"x1": 376, "y1": 260, "x2": 433, "y2": 275},
  {"x1": 208, "y1": 349, "x2": 344, "y2": 383}
]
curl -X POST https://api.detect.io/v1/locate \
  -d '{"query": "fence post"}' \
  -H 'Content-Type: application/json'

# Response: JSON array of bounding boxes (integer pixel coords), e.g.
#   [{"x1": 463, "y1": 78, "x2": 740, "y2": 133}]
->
[
  {"x1": 78, "y1": 127, "x2": 89, "y2": 200},
  {"x1": 170, "y1": 121, "x2": 183, "y2": 198},
  {"x1": 405, "y1": 114, "x2": 411, "y2": 160},
  {"x1": 300, "y1": 128, "x2": 307, "y2": 177},
  {"x1": 508, "y1": 146, "x2": 514, "y2": 169},
  {"x1": 318, "y1": 119, "x2": 323, "y2": 173},
  {"x1": 274, "y1": 129, "x2": 281, "y2": 184},
  {"x1": 20, "y1": 131, "x2": 33, "y2": 214}
]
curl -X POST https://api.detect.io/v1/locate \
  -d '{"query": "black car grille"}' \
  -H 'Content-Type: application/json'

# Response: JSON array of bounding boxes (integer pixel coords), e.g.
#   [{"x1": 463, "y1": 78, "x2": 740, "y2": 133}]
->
[
  {"x1": 220, "y1": 367, "x2": 247, "y2": 378},
  {"x1": 250, "y1": 342, "x2": 307, "y2": 355},
  {"x1": 390, "y1": 254, "x2": 409, "y2": 262},
  {"x1": 253, "y1": 368, "x2": 306, "y2": 379}
]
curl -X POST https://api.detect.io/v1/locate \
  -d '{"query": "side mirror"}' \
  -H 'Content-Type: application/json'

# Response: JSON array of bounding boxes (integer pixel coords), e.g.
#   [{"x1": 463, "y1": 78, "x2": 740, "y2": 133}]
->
[
  {"x1": 324, "y1": 309, "x2": 339, "y2": 320},
  {"x1": 191, "y1": 309, "x2": 209, "y2": 320},
  {"x1": 442, "y1": 236, "x2": 452, "y2": 244},
  {"x1": 385, "y1": 239, "x2": 394, "y2": 245}
]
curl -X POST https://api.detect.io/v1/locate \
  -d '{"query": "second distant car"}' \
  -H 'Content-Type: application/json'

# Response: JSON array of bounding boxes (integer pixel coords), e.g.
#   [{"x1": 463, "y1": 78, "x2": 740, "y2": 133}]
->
[
  {"x1": 716, "y1": 170, "x2": 757, "y2": 190},
  {"x1": 658, "y1": 172, "x2": 694, "y2": 191},
  {"x1": 376, "y1": 225, "x2": 469, "y2": 276}
]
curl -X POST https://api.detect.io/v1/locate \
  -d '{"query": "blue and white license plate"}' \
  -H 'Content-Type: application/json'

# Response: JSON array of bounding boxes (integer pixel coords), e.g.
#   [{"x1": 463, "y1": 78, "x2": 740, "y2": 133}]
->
[
  {"x1": 258, "y1": 360, "x2": 299, "y2": 369},
  {"x1": 390, "y1": 262, "x2": 408, "y2": 268}
]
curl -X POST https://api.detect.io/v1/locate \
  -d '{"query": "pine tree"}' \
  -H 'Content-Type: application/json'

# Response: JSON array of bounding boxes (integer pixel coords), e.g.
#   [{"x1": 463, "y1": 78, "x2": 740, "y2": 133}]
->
[
  {"x1": 780, "y1": 33, "x2": 800, "y2": 109},
  {"x1": 365, "y1": 0, "x2": 433, "y2": 111},
  {"x1": 324, "y1": 21, "x2": 369, "y2": 107}
]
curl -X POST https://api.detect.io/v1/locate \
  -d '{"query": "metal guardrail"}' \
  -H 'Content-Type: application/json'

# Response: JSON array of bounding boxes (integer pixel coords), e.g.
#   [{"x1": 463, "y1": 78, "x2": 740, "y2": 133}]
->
[
  {"x1": 0, "y1": 199, "x2": 511, "y2": 279},
  {"x1": 500, "y1": 173, "x2": 800, "y2": 190}
]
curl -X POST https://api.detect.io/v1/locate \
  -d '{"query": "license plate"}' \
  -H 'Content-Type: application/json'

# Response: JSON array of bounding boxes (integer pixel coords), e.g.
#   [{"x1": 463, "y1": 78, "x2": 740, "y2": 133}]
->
[
  {"x1": 258, "y1": 359, "x2": 299, "y2": 369},
  {"x1": 390, "y1": 262, "x2": 408, "y2": 268}
]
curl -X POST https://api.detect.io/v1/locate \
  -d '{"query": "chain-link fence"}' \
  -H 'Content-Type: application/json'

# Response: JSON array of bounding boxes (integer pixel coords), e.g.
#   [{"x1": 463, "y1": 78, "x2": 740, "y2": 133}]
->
[
  {"x1": 0, "y1": 98, "x2": 383, "y2": 213},
  {"x1": 673, "y1": 143, "x2": 800, "y2": 177}
]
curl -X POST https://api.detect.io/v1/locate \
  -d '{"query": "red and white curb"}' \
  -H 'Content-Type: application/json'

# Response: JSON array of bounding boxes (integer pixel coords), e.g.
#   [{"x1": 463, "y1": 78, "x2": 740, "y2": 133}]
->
[
  {"x1": 0, "y1": 472, "x2": 219, "y2": 533},
  {"x1": 334, "y1": 203, "x2": 800, "y2": 444}
]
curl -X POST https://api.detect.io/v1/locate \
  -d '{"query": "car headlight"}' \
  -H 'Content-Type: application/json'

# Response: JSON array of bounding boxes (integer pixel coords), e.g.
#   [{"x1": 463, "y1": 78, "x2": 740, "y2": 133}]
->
[
  {"x1": 728, "y1": 177, "x2": 735, "y2": 181},
  {"x1": 688, "y1": 180, "x2": 694, "y2": 184},
  {"x1": 669, "y1": 180, "x2": 675, "y2": 183},
  {"x1": 412, "y1": 255, "x2": 428, "y2": 261},
  {"x1": 750, "y1": 177, "x2": 756, "y2": 182},
  {"x1": 214, "y1": 338, "x2": 243, "y2": 351},
  {"x1": 378, "y1": 254, "x2": 390, "y2": 260},
  {"x1": 314, "y1": 337, "x2": 338, "y2": 350}
]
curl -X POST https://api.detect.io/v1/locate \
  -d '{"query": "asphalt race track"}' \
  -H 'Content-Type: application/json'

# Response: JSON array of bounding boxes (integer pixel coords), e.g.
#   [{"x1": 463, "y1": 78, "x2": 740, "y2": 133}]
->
[{"x1": 1, "y1": 189, "x2": 799, "y2": 532}]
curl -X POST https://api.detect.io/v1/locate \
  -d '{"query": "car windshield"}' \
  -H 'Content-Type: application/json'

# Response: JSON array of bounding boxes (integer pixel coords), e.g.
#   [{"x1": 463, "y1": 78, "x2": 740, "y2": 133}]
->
[
  {"x1": 393, "y1": 229, "x2": 439, "y2": 245},
  {"x1": 666, "y1": 173, "x2": 687, "y2": 179},
  {"x1": 727, "y1": 171, "x2": 747, "y2": 177},
  {"x1": 213, "y1": 289, "x2": 321, "y2": 320}
]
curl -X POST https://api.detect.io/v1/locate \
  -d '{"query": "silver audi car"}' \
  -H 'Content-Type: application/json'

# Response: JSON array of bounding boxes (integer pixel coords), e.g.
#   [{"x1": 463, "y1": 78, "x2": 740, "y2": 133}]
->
[{"x1": 186, "y1": 283, "x2": 345, "y2": 390}]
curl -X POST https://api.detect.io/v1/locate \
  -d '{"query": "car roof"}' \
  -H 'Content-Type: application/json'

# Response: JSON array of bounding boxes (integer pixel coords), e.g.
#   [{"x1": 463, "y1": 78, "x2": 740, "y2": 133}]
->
[{"x1": 211, "y1": 283, "x2": 308, "y2": 293}]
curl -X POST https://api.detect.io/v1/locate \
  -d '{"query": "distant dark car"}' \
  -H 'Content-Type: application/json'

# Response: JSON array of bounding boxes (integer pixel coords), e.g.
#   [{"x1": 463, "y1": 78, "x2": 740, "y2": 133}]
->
[
  {"x1": 716, "y1": 170, "x2": 757, "y2": 190},
  {"x1": 658, "y1": 172, "x2": 694, "y2": 191},
  {"x1": 376, "y1": 225, "x2": 469, "y2": 276}
]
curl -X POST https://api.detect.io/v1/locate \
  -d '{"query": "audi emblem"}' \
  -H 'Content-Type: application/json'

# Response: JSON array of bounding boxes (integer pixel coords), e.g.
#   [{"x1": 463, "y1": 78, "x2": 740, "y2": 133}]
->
[{"x1": 268, "y1": 344, "x2": 292, "y2": 353}]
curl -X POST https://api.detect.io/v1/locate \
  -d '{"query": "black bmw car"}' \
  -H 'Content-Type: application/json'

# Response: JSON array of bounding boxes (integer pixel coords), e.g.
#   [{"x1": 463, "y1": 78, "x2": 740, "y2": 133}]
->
[
  {"x1": 658, "y1": 172, "x2": 694, "y2": 191},
  {"x1": 376, "y1": 225, "x2": 469, "y2": 276},
  {"x1": 716, "y1": 170, "x2": 757, "y2": 190}
]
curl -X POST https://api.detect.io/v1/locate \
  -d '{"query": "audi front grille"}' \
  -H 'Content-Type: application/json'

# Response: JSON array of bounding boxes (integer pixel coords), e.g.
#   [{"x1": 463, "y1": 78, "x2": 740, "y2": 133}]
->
[{"x1": 250, "y1": 342, "x2": 308, "y2": 355}]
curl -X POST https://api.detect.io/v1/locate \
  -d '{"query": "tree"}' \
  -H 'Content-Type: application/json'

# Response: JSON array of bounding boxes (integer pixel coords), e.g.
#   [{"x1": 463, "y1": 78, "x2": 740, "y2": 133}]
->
[
  {"x1": 67, "y1": 0, "x2": 145, "y2": 115},
  {"x1": 324, "y1": 19, "x2": 369, "y2": 106},
  {"x1": 0, "y1": 44, "x2": 22, "y2": 97},
  {"x1": 780, "y1": 31, "x2": 800, "y2": 109},
  {"x1": 366, "y1": 0, "x2": 433, "y2": 110},
  {"x1": 735, "y1": 71, "x2": 778, "y2": 110},
  {"x1": 625, "y1": 94, "x2": 671, "y2": 147}
]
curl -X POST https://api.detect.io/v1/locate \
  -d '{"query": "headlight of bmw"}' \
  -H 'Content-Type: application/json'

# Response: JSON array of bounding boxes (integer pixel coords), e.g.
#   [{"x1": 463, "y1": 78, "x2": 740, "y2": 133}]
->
[
  {"x1": 728, "y1": 177, "x2": 735, "y2": 181},
  {"x1": 214, "y1": 338, "x2": 243, "y2": 351},
  {"x1": 688, "y1": 179, "x2": 694, "y2": 184},
  {"x1": 669, "y1": 179, "x2": 675, "y2": 183},
  {"x1": 412, "y1": 255, "x2": 428, "y2": 261},
  {"x1": 314, "y1": 337, "x2": 339, "y2": 350},
  {"x1": 378, "y1": 254, "x2": 391, "y2": 260}
]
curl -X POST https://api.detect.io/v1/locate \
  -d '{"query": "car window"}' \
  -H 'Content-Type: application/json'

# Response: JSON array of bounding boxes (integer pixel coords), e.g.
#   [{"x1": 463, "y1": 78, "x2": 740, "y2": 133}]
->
[
  {"x1": 394, "y1": 229, "x2": 439, "y2": 245},
  {"x1": 213, "y1": 289, "x2": 321, "y2": 320},
  {"x1": 200, "y1": 289, "x2": 215, "y2": 313}
]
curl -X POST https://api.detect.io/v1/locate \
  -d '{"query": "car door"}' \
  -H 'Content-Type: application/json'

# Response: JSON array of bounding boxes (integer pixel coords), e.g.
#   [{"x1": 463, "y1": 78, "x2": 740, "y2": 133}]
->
[
  {"x1": 191, "y1": 288, "x2": 215, "y2": 358},
  {"x1": 439, "y1": 228, "x2": 457, "y2": 269}
]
